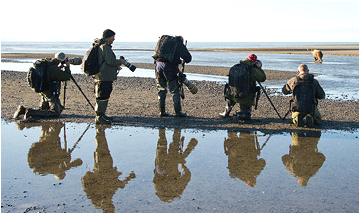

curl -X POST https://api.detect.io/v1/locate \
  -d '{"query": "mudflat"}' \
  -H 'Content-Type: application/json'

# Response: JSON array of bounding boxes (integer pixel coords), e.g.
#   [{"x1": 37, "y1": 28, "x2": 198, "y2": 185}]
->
[
  {"x1": 2, "y1": 46, "x2": 358, "y2": 132},
  {"x1": 1, "y1": 69, "x2": 358, "y2": 133}
]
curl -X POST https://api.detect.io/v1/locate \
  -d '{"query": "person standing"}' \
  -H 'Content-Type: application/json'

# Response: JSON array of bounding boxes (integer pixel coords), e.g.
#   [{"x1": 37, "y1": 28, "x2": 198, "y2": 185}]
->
[
  {"x1": 282, "y1": 64, "x2": 325, "y2": 127},
  {"x1": 13, "y1": 52, "x2": 72, "y2": 119},
  {"x1": 92, "y1": 29, "x2": 125, "y2": 124},
  {"x1": 220, "y1": 54, "x2": 266, "y2": 120},
  {"x1": 154, "y1": 36, "x2": 192, "y2": 117}
]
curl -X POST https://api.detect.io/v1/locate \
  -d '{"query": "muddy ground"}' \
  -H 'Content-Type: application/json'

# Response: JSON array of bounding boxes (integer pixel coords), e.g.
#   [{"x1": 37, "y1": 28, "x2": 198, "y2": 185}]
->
[{"x1": 1, "y1": 68, "x2": 358, "y2": 134}]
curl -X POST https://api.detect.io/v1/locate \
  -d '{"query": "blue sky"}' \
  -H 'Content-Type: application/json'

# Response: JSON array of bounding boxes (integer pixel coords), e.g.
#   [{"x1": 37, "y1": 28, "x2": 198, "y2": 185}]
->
[{"x1": 1, "y1": 0, "x2": 359, "y2": 42}]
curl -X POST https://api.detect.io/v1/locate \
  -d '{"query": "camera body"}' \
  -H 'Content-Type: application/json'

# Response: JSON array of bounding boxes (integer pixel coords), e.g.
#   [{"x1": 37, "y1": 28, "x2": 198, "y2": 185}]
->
[{"x1": 120, "y1": 56, "x2": 136, "y2": 72}]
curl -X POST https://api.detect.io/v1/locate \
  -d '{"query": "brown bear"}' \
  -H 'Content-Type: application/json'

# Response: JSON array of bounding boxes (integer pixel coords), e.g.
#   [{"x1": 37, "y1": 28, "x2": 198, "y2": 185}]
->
[{"x1": 311, "y1": 49, "x2": 323, "y2": 62}]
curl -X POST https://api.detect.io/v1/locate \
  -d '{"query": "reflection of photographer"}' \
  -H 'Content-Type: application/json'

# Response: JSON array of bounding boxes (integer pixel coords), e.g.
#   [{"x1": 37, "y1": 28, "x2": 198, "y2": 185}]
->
[
  {"x1": 153, "y1": 129, "x2": 198, "y2": 202},
  {"x1": 14, "y1": 52, "x2": 77, "y2": 120},
  {"x1": 282, "y1": 131, "x2": 325, "y2": 186},
  {"x1": 23, "y1": 122, "x2": 83, "y2": 180},
  {"x1": 224, "y1": 131, "x2": 266, "y2": 187},
  {"x1": 82, "y1": 124, "x2": 135, "y2": 212}
]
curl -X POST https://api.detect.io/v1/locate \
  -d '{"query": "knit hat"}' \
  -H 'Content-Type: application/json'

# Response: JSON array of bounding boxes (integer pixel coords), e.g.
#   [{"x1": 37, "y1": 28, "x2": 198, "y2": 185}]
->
[
  {"x1": 102, "y1": 29, "x2": 115, "y2": 39},
  {"x1": 247, "y1": 54, "x2": 257, "y2": 62}
]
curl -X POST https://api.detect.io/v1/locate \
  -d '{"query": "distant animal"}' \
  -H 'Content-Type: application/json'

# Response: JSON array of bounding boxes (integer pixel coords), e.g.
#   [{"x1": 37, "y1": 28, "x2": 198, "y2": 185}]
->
[{"x1": 311, "y1": 49, "x2": 323, "y2": 62}]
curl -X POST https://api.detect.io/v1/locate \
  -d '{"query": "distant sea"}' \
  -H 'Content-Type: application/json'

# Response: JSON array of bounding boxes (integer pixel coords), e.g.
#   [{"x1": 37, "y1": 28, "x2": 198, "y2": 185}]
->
[{"x1": 1, "y1": 42, "x2": 359, "y2": 101}]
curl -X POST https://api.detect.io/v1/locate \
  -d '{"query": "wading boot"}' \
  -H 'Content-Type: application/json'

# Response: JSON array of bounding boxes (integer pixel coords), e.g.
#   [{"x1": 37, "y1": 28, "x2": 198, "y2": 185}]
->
[
  {"x1": 95, "y1": 100, "x2": 111, "y2": 124},
  {"x1": 294, "y1": 114, "x2": 304, "y2": 127},
  {"x1": 13, "y1": 105, "x2": 26, "y2": 119},
  {"x1": 174, "y1": 94, "x2": 187, "y2": 117},
  {"x1": 219, "y1": 100, "x2": 236, "y2": 118},
  {"x1": 159, "y1": 96, "x2": 169, "y2": 117},
  {"x1": 236, "y1": 111, "x2": 251, "y2": 120},
  {"x1": 24, "y1": 108, "x2": 49, "y2": 119},
  {"x1": 306, "y1": 115, "x2": 314, "y2": 128}
]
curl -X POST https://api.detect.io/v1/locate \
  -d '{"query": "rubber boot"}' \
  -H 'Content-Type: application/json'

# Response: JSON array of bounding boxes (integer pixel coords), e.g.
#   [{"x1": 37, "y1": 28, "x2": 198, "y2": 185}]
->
[
  {"x1": 24, "y1": 108, "x2": 51, "y2": 119},
  {"x1": 219, "y1": 100, "x2": 236, "y2": 118},
  {"x1": 95, "y1": 100, "x2": 111, "y2": 124},
  {"x1": 306, "y1": 115, "x2": 314, "y2": 128},
  {"x1": 13, "y1": 105, "x2": 26, "y2": 119},
  {"x1": 159, "y1": 94, "x2": 169, "y2": 117},
  {"x1": 294, "y1": 114, "x2": 304, "y2": 127},
  {"x1": 173, "y1": 93, "x2": 187, "y2": 117}
]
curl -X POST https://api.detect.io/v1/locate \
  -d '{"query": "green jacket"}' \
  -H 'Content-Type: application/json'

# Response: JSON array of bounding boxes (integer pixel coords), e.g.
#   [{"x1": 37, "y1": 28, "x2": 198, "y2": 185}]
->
[
  {"x1": 47, "y1": 58, "x2": 71, "y2": 81},
  {"x1": 227, "y1": 59, "x2": 266, "y2": 106},
  {"x1": 240, "y1": 59, "x2": 266, "y2": 83},
  {"x1": 93, "y1": 39, "x2": 122, "y2": 82}
]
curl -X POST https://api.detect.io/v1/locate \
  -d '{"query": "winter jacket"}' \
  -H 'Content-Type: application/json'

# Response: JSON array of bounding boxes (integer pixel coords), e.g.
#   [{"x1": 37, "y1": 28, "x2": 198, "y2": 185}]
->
[
  {"x1": 155, "y1": 42, "x2": 192, "y2": 82},
  {"x1": 282, "y1": 73, "x2": 325, "y2": 105},
  {"x1": 93, "y1": 39, "x2": 122, "y2": 82}
]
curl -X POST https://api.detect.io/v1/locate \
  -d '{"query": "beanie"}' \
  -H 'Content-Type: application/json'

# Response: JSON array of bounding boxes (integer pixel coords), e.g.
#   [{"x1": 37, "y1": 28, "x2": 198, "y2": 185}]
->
[
  {"x1": 102, "y1": 29, "x2": 115, "y2": 39},
  {"x1": 247, "y1": 54, "x2": 257, "y2": 62}
]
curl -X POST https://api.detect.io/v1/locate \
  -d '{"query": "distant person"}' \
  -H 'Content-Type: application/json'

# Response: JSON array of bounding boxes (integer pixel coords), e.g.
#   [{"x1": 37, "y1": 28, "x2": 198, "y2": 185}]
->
[
  {"x1": 92, "y1": 29, "x2": 126, "y2": 124},
  {"x1": 153, "y1": 35, "x2": 192, "y2": 117},
  {"x1": 282, "y1": 64, "x2": 325, "y2": 127},
  {"x1": 219, "y1": 54, "x2": 266, "y2": 120},
  {"x1": 13, "y1": 52, "x2": 73, "y2": 119},
  {"x1": 312, "y1": 49, "x2": 323, "y2": 62}
]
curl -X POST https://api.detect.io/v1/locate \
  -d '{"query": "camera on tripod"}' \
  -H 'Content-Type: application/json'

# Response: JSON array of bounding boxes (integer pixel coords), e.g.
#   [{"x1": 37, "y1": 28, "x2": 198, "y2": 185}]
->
[{"x1": 120, "y1": 56, "x2": 136, "y2": 72}]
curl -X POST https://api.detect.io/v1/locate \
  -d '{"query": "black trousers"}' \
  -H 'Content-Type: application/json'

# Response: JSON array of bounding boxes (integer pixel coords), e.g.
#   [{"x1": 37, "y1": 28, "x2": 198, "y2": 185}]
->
[{"x1": 94, "y1": 81, "x2": 113, "y2": 100}]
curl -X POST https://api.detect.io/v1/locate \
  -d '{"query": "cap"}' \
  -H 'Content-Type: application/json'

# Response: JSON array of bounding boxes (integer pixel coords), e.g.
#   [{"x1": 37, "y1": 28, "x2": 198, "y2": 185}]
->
[
  {"x1": 55, "y1": 52, "x2": 66, "y2": 61},
  {"x1": 102, "y1": 29, "x2": 116, "y2": 39},
  {"x1": 247, "y1": 54, "x2": 257, "y2": 62}
]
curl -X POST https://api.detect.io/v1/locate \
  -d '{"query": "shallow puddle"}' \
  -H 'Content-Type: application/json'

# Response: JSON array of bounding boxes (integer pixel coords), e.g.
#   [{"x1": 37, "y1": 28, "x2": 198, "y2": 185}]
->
[{"x1": 1, "y1": 120, "x2": 358, "y2": 213}]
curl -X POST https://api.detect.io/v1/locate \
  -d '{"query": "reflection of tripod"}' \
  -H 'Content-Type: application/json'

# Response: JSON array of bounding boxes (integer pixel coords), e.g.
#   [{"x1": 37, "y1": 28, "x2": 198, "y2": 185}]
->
[{"x1": 64, "y1": 123, "x2": 91, "y2": 153}]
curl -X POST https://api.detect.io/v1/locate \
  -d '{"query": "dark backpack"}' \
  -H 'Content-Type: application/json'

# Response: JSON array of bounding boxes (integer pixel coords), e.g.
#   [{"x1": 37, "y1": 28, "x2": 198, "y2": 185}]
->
[
  {"x1": 291, "y1": 75, "x2": 315, "y2": 114},
  {"x1": 225, "y1": 63, "x2": 254, "y2": 98},
  {"x1": 152, "y1": 35, "x2": 182, "y2": 64},
  {"x1": 27, "y1": 59, "x2": 50, "y2": 93},
  {"x1": 82, "y1": 43, "x2": 101, "y2": 76}
]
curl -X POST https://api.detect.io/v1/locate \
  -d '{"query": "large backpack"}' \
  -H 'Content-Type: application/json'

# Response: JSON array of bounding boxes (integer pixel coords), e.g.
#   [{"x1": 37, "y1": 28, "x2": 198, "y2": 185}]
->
[
  {"x1": 27, "y1": 58, "x2": 50, "y2": 93},
  {"x1": 225, "y1": 63, "x2": 254, "y2": 99},
  {"x1": 291, "y1": 75, "x2": 315, "y2": 114},
  {"x1": 82, "y1": 43, "x2": 101, "y2": 76},
  {"x1": 152, "y1": 35, "x2": 182, "y2": 64}
]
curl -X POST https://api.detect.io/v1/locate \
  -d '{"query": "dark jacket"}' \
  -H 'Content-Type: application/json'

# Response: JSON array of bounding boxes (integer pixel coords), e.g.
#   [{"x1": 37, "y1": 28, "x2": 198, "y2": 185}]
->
[
  {"x1": 282, "y1": 73, "x2": 325, "y2": 105},
  {"x1": 156, "y1": 42, "x2": 192, "y2": 82}
]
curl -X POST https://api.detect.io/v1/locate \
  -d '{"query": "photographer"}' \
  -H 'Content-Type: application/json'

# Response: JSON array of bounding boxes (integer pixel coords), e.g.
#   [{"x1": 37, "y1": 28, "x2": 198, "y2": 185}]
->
[
  {"x1": 92, "y1": 29, "x2": 126, "y2": 124},
  {"x1": 219, "y1": 54, "x2": 266, "y2": 120},
  {"x1": 155, "y1": 36, "x2": 192, "y2": 117},
  {"x1": 14, "y1": 52, "x2": 72, "y2": 119}
]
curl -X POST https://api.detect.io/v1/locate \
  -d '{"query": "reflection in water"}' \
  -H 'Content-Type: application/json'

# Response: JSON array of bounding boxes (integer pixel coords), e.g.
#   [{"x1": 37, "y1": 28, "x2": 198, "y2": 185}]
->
[
  {"x1": 224, "y1": 132, "x2": 267, "y2": 187},
  {"x1": 15, "y1": 121, "x2": 84, "y2": 180},
  {"x1": 282, "y1": 131, "x2": 326, "y2": 186},
  {"x1": 153, "y1": 129, "x2": 198, "y2": 203},
  {"x1": 81, "y1": 124, "x2": 136, "y2": 213}
]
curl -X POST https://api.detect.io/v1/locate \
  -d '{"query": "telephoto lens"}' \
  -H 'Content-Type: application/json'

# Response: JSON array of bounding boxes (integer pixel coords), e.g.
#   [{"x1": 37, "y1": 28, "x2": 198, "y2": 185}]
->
[
  {"x1": 120, "y1": 56, "x2": 136, "y2": 72},
  {"x1": 69, "y1": 57, "x2": 82, "y2": 65}
]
